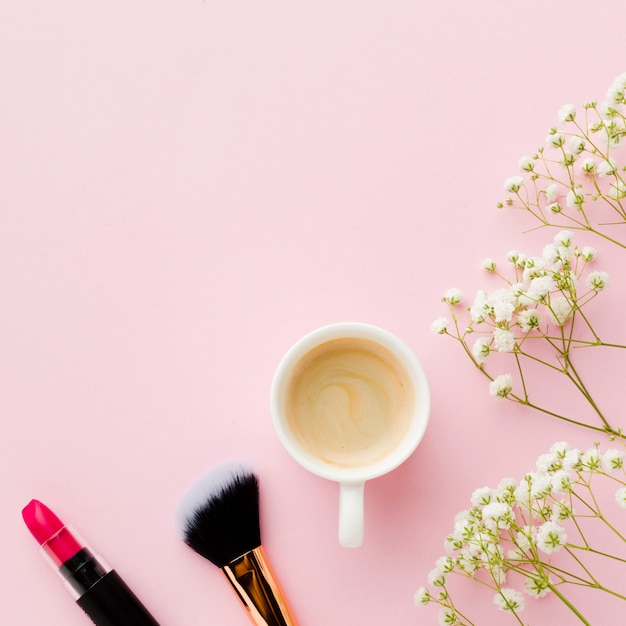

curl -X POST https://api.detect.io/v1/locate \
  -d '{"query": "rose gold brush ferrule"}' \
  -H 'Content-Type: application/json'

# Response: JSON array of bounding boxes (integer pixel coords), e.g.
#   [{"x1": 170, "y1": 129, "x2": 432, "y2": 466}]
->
[{"x1": 221, "y1": 546, "x2": 298, "y2": 626}]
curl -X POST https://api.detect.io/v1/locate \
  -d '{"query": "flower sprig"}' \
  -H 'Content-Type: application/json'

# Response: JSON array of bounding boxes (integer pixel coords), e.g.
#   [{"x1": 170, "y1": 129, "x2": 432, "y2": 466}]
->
[
  {"x1": 415, "y1": 442, "x2": 626, "y2": 625},
  {"x1": 499, "y1": 73, "x2": 626, "y2": 249},
  {"x1": 432, "y1": 230, "x2": 624, "y2": 437}
]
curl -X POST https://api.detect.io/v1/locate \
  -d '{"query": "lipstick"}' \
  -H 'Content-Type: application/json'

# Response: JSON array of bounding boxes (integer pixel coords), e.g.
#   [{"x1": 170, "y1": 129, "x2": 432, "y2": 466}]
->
[{"x1": 22, "y1": 499, "x2": 160, "y2": 626}]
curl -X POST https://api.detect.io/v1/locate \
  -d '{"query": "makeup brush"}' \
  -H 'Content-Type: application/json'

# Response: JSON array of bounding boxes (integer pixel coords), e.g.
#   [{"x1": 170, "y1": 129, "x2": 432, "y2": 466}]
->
[{"x1": 175, "y1": 461, "x2": 298, "y2": 626}]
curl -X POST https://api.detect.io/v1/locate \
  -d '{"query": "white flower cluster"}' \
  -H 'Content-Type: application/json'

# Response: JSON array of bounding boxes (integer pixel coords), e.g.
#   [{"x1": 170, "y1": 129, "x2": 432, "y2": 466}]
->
[
  {"x1": 422, "y1": 74, "x2": 626, "y2": 625},
  {"x1": 415, "y1": 442, "x2": 626, "y2": 624},
  {"x1": 500, "y1": 72, "x2": 626, "y2": 242},
  {"x1": 433, "y1": 230, "x2": 610, "y2": 403}
]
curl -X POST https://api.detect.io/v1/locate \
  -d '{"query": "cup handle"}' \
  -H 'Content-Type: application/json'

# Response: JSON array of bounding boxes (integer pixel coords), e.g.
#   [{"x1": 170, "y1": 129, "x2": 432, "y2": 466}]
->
[{"x1": 338, "y1": 482, "x2": 365, "y2": 548}]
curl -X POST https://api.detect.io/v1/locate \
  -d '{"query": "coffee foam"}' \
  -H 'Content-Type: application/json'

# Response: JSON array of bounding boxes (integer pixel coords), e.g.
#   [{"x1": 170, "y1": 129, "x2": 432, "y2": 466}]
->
[{"x1": 284, "y1": 337, "x2": 414, "y2": 469}]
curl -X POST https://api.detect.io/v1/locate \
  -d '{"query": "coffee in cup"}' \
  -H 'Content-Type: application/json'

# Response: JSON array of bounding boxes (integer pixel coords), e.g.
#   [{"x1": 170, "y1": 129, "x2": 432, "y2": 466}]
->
[{"x1": 271, "y1": 323, "x2": 430, "y2": 547}]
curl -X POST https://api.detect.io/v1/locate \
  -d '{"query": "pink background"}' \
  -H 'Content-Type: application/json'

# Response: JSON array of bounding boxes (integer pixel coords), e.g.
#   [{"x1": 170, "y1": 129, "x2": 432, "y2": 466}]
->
[{"x1": 2, "y1": 2, "x2": 626, "y2": 624}]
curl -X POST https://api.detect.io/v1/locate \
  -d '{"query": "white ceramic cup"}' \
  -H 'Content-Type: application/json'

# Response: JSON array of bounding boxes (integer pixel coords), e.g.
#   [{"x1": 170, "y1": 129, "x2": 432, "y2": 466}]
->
[{"x1": 270, "y1": 322, "x2": 430, "y2": 547}]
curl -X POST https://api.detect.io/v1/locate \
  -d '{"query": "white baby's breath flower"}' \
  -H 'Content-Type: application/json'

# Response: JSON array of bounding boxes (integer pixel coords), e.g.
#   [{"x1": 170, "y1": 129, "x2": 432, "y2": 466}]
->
[
  {"x1": 600, "y1": 86, "x2": 624, "y2": 109},
  {"x1": 516, "y1": 292, "x2": 533, "y2": 308},
  {"x1": 550, "y1": 441, "x2": 572, "y2": 458},
  {"x1": 489, "y1": 374, "x2": 513, "y2": 398},
  {"x1": 536, "y1": 452, "x2": 561, "y2": 473},
  {"x1": 551, "y1": 472, "x2": 573, "y2": 496},
  {"x1": 469, "y1": 290, "x2": 488, "y2": 323},
  {"x1": 544, "y1": 184, "x2": 559, "y2": 202},
  {"x1": 511, "y1": 282, "x2": 525, "y2": 298},
  {"x1": 530, "y1": 473, "x2": 553, "y2": 498},
  {"x1": 514, "y1": 525, "x2": 536, "y2": 551},
  {"x1": 581, "y1": 246, "x2": 597, "y2": 261},
  {"x1": 431, "y1": 317, "x2": 450, "y2": 335},
  {"x1": 536, "y1": 521, "x2": 567, "y2": 554},
  {"x1": 514, "y1": 252, "x2": 528, "y2": 268},
  {"x1": 495, "y1": 477, "x2": 517, "y2": 502},
  {"x1": 605, "y1": 75, "x2": 626, "y2": 106},
  {"x1": 506, "y1": 249, "x2": 520, "y2": 264},
  {"x1": 581, "y1": 157, "x2": 596, "y2": 174},
  {"x1": 507, "y1": 547, "x2": 525, "y2": 561},
  {"x1": 518, "y1": 156, "x2": 535, "y2": 172},
  {"x1": 602, "y1": 80, "x2": 624, "y2": 110},
  {"x1": 453, "y1": 509, "x2": 474, "y2": 537},
  {"x1": 458, "y1": 507, "x2": 476, "y2": 525},
  {"x1": 488, "y1": 288, "x2": 517, "y2": 323},
  {"x1": 494, "y1": 588, "x2": 525, "y2": 612},
  {"x1": 482, "y1": 502, "x2": 512, "y2": 530},
  {"x1": 543, "y1": 243, "x2": 570, "y2": 267},
  {"x1": 614, "y1": 73, "x2": 626, "y2": 90},
  {"x1": 558, "y1": 103, "x2": 576, "y2": 123},
  {"x1": 444, "y1": 534, "x2": 462, "y2": 553},
  {"x1": 554, "y1": 230, "x2": 573, "y2": 247},
  {"x1": 414, "y1": 586, "x2": 430, "y2": 606},
  {"x1": 547, "y1": 202, "x2": 562, "y2": 213},
  {"x1": 548, "y1": 297, "x2": 573, "y2": 326},
  {"x1": 586, "y1": 271, "x2": 610, "y2": 291},
  {"x1": 599, "y1": 119, "x2": 625, "y2": 147},
  {"x1": 562, "y1": 449, "x2": 581, "y2": 471},
  {"x1": 545, "y1": 444, "x2": 580, "y2": 473},
  {"x1": 472, "y1": 337, "x2": 490, "y2": 364},
  {"x1": 568, "y1": 136, "x2": 585, "y2": 155},
  {"x1": 471, "y1": 486, "x2": 494, "y2": 507},
  {"x1": 493, "y1": 327, "x2": 515, "y2": 353},
  {"x1": 546, "y1": 131, "x2": 565, "y2": 148},
  {"x1": 615, "y1": 487, "x2": 626, "y2": 509},
  {"x1": 566, "y1": 187, "x2": 585, "y2": 209},
  {"x1": 597, "y1": 157, "x2": 617, "y2": 177},
  {"x1": 527, "y1": 275, "x2": 555, "y2": 300},
  {"x1": 517, "y1": 308, "x2": 541, "y2": 332},
  {"x1": 558, "y1": 245, "x2": 571, "y2": 265},
  {"x1": 427, "y1": 564, "x2": 447, "y2": 587},
  {"x1": 444, "y1": 288, "x2": 464, "y2": 305},
  {"x1": 582, "y1": 447, "x2": 602, "y2": 471},
  {"x1": 553, "y1": 471, "x2": 572, "y2": 494},
  {"x1": 524, "y1": 575, "x2": 552, "y2": 599},
  {"x1": 514, "y1": 477, "x2": 533, "y2": 508},
  {"x1": 524, "y1": 255, "x2": 544, "y2": 270},
  {"x1": 438, "y1": 607, "x2": 457, "y2": 626},
  {"x1": 542, "y1": 243, "x2": 559, "y2": 265},
  {"x1": 551, "y1": 496, "x2": 574, "y2": 519},
  {"x1": 603, "y1": 449, "x2": 624, "y2": 472},
  {"x1": 609, "y1": 179, "x2": 626, "y2": 200},
  {"x1": 439, "y1": 555, "x2": 455, "y2": 573},
  {"x1": 504, "y1": 176, "x2": 524, "y2": 193},
  {"x1": 560, "y1": 271, "x2": 577, "y2": 293},
  {"x1": 482, "y1": 258, "x2": 496, "y2": 271},
  {"x1": 457, "y1": 550, "x2": 478, "y2": 575}
]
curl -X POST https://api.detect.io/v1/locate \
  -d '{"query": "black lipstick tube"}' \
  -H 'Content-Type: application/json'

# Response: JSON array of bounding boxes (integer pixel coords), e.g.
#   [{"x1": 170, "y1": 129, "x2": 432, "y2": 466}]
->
[{"x1": 57, "y1": 545, "x2": 161, "y2": 626}]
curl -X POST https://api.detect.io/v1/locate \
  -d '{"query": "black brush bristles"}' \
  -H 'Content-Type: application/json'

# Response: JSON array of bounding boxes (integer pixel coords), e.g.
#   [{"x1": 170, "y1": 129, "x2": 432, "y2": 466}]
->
[{"x1": 175, "y1": 461, "x2": 262, "y2": 568}]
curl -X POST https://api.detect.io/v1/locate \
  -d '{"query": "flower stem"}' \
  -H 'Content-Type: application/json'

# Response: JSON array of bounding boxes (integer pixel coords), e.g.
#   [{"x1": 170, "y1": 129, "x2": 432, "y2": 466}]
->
[
  {"x1": 562, "y1": 353, "x2": 611, "y2": 430},
  {"x1": 548, "y1": 583, "x2": 592, "y2": 625}
]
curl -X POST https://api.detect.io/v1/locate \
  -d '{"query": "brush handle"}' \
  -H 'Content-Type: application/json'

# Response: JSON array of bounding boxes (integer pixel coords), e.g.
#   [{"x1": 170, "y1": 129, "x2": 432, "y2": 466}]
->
[{"x1": 222, "y1": 547, "x2": 297, "y2": 626}]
